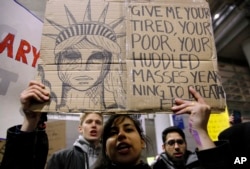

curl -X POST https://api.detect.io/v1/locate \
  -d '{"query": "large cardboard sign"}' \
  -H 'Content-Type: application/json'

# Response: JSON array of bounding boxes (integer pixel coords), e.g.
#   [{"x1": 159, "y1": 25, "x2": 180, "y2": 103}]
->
[{"x1": 33, "y1": 0, "x2": 226, "y2": 113}]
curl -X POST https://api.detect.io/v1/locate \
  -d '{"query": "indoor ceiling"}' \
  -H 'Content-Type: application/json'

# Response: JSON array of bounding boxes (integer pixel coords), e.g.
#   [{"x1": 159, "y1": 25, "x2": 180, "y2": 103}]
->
[
  {"x1": 19, "y1": 0, "x2": 250, "y2": 66},
  {"x1": 207, "y1": 0, "x2": 250, "y2": 66}
]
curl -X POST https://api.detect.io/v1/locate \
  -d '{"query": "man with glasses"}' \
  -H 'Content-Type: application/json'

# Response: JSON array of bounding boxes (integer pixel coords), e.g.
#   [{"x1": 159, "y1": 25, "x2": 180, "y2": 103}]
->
[
  {"x1": 152, "y1": 126, "x2": 199, "y2": 169},
  {"x1": 151, "y1": 87, "x2": 232, "y2": 169}
]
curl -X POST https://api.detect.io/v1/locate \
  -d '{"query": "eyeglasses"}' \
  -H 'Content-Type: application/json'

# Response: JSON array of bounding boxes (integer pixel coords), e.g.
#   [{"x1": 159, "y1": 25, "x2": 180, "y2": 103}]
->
[{"x1": 165, "y1": 139, "x2": 184, "y2": 146}]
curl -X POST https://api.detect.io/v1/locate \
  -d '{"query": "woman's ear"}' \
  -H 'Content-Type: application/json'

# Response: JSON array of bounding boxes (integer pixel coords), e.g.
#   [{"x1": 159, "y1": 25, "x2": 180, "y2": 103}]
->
[{"x1": 141, "y1": 139, "x2": 146, "y2": 149}]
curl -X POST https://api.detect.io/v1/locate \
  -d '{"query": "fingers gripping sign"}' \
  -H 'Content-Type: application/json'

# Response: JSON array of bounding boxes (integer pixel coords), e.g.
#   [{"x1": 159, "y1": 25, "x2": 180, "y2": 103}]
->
[
  {"x1": 20, "y1": 80, "x2": 50, "y2": 112},
  {"x1": 20, "y1": 80, "x2": 50, "y2": 132}
]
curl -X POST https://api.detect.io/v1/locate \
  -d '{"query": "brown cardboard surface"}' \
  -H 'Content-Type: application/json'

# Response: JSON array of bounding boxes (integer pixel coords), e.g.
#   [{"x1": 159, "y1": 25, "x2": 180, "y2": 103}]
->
[
  {"x1": 0, "y1": 140, "x2": 6, "y2": 163},
  {"x1": 46, "y1": 120, "x2": 66, "y2": 161},
  {"x1": 33, "y1": 0, "x2": 226, "y2": 113}
]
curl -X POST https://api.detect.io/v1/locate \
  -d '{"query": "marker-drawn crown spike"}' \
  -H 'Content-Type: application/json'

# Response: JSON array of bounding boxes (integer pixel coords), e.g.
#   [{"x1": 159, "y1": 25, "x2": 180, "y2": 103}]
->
[{"x1": 43, "y1": 0, "x2": 125, "y2": 48}]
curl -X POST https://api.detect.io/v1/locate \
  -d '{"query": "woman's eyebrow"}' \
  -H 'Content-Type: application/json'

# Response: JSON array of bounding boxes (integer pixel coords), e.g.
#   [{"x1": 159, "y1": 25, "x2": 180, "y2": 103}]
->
[
  {"x1": 111, "y1": 123, "x2": 133, "y2": 129},
  {"x1": 123, "y1": 123, "x2": 134, "y2": 127}
]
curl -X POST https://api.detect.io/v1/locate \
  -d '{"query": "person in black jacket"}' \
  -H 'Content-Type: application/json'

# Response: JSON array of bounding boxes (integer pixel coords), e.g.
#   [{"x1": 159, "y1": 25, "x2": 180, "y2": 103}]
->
[
  {"x1": 0, "y1": 80, "x2": 50, "y2": 169},
  {"x1": 0, "y1": 82, "x2": 234, "y2": 169},
  {"x1": 152, "y1": 126, "x2": 200, "y2": 169},
  {"x1": 219, "y1": 122, "x2": 250, "y2": 169},
  {"x1": 46, "y1": 112, "x2": 103, "y2": 169},
  {"x1": 151, "y1": 87, "x2": 232, "y2": 169},
  {"x1": 0, "y1": 80, "x2": 104, "y2": 169},
  {"x1": 94, "y1": 114, "x2": 152, "y2": 169},
  {"x1": 94, "y1": 88, "x2": 232, "y2": 169}
]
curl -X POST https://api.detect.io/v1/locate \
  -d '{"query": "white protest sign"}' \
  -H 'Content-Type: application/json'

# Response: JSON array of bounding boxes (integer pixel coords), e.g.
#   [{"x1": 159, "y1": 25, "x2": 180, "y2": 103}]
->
[{"x1": 0, "y1": 0, "x2": 43, "y2": 137}]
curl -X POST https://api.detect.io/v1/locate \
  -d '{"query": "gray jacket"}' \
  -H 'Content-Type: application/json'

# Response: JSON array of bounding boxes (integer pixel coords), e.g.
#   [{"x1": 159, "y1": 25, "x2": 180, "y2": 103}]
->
[{"x1": 151, "y1": 151, "x2": 201, "y2": 169}]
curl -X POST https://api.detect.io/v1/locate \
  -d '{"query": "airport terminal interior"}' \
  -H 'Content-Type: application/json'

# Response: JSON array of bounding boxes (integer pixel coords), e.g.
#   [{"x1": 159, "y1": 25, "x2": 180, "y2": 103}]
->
[{"x1": 1, "y1": 0, "x2": 250, "y2": 164}]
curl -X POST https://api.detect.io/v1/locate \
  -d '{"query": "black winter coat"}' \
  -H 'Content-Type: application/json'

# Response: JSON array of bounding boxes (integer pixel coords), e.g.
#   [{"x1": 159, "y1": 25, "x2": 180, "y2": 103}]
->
[
  {"x1": 109, "y1": 161, "x2": 151, "y2": 169},
  {"x1": 218, "y1": 122, "x2": 250, "y2": 169},
  {"x1": 46, "y1": 135, "x2": 101, "y2": 169},
  {"x1": 46, "y1": 146, "x2": 89, "y2": 169},
  {"x1": 0, "y1": 125, "x2": 49, "y2": 169}
]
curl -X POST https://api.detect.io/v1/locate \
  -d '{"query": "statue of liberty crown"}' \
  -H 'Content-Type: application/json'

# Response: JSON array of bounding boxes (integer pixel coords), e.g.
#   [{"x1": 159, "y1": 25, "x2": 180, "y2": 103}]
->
[{"x1": 44, "y1": 0, "x2": 125, "y2": 51}]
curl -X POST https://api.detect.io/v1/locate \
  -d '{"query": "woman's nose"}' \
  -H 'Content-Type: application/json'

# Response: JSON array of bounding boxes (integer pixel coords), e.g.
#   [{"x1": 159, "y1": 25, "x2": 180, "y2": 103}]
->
[{"x1": 117, "y1": 130, "x2": 126, "y2": 140}]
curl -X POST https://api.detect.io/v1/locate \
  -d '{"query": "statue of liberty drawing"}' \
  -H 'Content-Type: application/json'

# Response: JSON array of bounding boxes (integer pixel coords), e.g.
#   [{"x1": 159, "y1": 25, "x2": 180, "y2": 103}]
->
[{"x1": 38, "y1": 0, "x2": 126, "y2": 112}]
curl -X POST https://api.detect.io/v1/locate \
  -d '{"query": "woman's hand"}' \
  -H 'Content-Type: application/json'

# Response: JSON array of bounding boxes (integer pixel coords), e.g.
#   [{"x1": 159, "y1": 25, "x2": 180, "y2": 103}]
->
[
  {"x1": 20, "y1": 80, "x2": 49, "y2": 131},
  {"x1": 171, "y1": 87, "x2": 215, "y2": 150}
]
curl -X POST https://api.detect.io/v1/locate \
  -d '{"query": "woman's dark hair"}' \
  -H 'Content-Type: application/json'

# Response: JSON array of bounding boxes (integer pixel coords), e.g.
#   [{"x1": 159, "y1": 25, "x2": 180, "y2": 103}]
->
[{"x1": 94, "y1": 114, "x2": 147, "y2": 169}]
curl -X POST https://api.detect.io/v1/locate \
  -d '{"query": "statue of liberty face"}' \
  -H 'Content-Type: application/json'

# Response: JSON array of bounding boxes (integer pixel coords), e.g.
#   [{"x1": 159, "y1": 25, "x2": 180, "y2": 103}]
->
[{"x1": 56, "y1": 47, "x2": 112, "y2": 91}]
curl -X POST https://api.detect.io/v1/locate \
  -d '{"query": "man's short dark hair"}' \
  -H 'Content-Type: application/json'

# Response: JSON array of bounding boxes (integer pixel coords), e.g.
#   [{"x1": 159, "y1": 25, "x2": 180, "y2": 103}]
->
[{"x1": 162, "y1": 126, "x2": 186, "y2": 143}]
